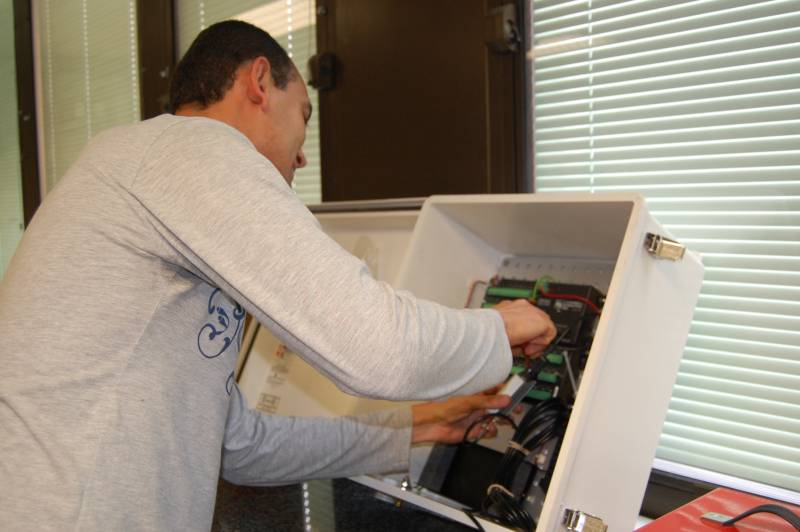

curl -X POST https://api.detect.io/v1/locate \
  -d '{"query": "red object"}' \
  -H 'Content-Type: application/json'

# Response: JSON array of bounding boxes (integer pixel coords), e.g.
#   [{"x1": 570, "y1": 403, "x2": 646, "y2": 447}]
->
[{"x1": 639, "y1": 487, "x2": 800, "y2": 531}]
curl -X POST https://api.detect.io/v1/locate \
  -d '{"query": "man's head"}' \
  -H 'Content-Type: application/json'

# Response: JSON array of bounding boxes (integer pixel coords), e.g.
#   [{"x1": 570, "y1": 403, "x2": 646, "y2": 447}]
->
[{"x1": 170, "y1": 20, "x2": 311, "y2": 183}]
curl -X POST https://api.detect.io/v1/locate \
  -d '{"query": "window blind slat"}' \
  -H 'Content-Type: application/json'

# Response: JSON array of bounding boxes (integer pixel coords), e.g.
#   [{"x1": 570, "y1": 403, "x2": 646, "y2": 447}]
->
[
  {"x1": 537, "y1": 171, "x2": 800, "y2": 190},
  {"x1": 672, "y1": 384, "x2": 800, "y2": 420},
  {"x1": 541, "y1": 121, "x2": 800, "y2": 147},
  {"x1": 659, "y1": 429, "x2": 800, "y2": 477},
  {"x1": 538, "y1": 107, "x2": 800, "y2": 138},
  {"x1": 538, "y1": 42, "x2": 800, "y2": 91},
  {"x1": 536, "y1": 25, "x2": 800, "y2": 79},
  {"x1": 535, "y1": 91, "x2": 800, "y2": 122},
  {"x1": 646, "y1": 197, "x2": 800, "y2": 211},
  {"x1": 693, "y1": 307, "x2": 800, "y2": 331},
  {"x1": 538, "y1": 77, "x2": 800, "y2": 110},
  {"x1": 683, "y1": 346, "x2": 800, "y2": 376},
  {"x1": 669, "y1": 396, "x2": 800, "y2": 436},
  {"x1": 674, "y1": 373, "x2": 800, "y2": 405},
  {"x1": 657, "y1": 442, "x2": 800, "y2": 491},
  {"x1": 689, "y1": 321, "x2": 800, "y2": 347},
  {"x1": 686, "y1": 333, "x2": 799, "y2": 361},
  {"x1": 664, "y1": 226, "x2": 800, "y2": 240},
  {"x1": 698, "y1": 280, "x2": 800, "y2": 301},
  {"x1": 696, "y1": 297, "x2": 800, "y2": 321},
  {"x1": 679, "y1": 358, "x2": 800, "y2": 391},
  {"x1": 701, "y1": 268, "x2": 800, "y2": 288},
  {"x1": 665, "y1": 410, "x2": 799, "y2": 453},
  {"x1": 536, "y1": 2, "x2": 799, "y2": 63}
]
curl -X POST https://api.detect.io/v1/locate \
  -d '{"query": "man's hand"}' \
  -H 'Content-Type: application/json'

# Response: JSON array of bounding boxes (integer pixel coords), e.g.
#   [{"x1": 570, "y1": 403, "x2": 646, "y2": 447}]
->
[
  {"x1": 410, "y1": 389, "x2": 511, "y2": 444},
  {"x1": 494, "y1": 299, "x2": 556, "y2": 357}
]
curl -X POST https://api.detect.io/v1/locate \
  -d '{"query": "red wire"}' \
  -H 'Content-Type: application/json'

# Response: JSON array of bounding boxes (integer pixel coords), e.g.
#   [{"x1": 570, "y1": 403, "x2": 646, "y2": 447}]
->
[{"x1": 538, "y1": 291, "x2": 602, "y2": 315}]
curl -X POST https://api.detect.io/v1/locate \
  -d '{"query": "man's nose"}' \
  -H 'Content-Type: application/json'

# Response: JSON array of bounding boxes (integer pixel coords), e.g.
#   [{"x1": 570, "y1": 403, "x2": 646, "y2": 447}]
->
[{"x1": 295, "y1": 149, "x2": 307, "y2": 169}]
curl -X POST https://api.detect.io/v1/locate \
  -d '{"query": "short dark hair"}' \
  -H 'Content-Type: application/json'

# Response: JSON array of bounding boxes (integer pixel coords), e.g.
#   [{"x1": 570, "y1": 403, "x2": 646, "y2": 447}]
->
[{"x1": 169, "y1": 20, "x2": 294, "y2": 112}]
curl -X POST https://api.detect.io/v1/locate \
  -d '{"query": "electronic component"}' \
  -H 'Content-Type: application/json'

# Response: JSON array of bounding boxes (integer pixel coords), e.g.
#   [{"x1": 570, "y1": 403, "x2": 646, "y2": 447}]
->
[{"x1": 418, "y1": 274, "x2": 606, "y2": 531}]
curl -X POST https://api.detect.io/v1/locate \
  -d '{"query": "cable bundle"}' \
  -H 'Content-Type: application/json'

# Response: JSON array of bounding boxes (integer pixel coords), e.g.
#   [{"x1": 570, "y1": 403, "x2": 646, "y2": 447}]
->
[{"x1": 482, "y1": 398, "x2": 568, "y2": 532}]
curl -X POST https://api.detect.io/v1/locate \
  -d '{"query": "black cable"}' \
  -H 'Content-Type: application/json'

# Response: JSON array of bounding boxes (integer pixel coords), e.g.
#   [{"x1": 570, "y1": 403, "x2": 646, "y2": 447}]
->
[
  {"x1": 464, "y1": 509, "x2": 486, "y2": 531},
  {"x1": 481, "y1": 398, "x2": 568, "y2": 532},
  {"x1": 720, "y1": 504, "x2": 800, "y2": 530},
  {"x1": 468, "y1": 325, "x2": 574, "y2": 530},
  {"x1": 483, "y1": 488, "x2": 534, "y2": 532}
]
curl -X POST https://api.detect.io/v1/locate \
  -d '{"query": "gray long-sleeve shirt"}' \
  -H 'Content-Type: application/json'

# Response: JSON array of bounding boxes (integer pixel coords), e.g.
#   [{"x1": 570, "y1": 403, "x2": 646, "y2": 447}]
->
[{"x1": 0, "y1": 114, "x2": 512, "y2": 530}]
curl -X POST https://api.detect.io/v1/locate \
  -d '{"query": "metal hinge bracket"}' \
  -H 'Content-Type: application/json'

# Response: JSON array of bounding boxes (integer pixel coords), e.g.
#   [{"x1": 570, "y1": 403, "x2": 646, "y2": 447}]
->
[
  {"x1": 563, "y1": 508, "x2": 608, "y2": 532},
  {"x1": 645, "y1": 232, "x2": 686, "y2": 261},
  {"x1": 486, "y1": 4, "x2": 520, "y2": 53}
]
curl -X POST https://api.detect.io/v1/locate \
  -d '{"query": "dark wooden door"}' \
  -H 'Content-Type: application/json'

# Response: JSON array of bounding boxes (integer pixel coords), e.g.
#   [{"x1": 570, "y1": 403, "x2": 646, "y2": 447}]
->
[{"x1": 314, "y1": 0, "x2": 525, "y2": 201}]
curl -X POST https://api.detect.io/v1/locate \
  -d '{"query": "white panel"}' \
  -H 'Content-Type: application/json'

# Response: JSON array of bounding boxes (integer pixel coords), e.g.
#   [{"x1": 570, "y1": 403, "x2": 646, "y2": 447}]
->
[
  {"x1": 236, "y1": 194, "x2": 703, "y2": 530},
  {"x1": 392, "y1": 193, "x2": 701, "y2": 531},
  {"x1": 237, "y1": 210, "x2": 420, "y2": 418}
]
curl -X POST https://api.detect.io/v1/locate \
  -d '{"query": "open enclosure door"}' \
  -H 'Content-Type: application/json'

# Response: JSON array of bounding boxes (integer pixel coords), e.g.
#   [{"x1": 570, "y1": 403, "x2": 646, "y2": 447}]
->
[{"x1": 313, "y1": 0, "x2": 526, "y2": 200}]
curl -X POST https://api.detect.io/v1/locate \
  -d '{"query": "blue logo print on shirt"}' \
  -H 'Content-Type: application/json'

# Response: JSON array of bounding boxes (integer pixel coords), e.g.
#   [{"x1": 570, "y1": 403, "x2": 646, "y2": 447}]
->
[
  {"x1": 226, "y1": 371, "x2": 235, "y2": 395},
  {"x1": 197, "y1": 288, "x2": 244, "y2": 359}
]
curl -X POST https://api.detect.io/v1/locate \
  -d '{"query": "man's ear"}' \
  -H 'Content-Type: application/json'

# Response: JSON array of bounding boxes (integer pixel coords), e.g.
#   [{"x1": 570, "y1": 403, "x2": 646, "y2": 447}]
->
[{"x1": 245, "y1": 56, "x2": 271, "y2": 109}]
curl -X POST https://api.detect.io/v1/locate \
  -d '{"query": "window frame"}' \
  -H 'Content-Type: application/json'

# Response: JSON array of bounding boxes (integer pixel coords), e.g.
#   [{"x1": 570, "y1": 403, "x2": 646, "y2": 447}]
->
[{"x1": 13, "y1": 0, "x2": 41, "y2": 226}]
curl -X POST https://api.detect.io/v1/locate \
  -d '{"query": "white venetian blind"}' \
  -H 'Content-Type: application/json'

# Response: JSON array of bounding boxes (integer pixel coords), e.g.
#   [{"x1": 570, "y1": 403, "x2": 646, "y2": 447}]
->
[
  {"x1": 532, "y1": 0, "x2": 800, "y2": 495},
  {"x1": 35, "y1": 0, "x2": 140, "y2": 194},
  {"x1": 175, "y1": 0, "x2": 321, "y2": 204},
  {"x1": 0, "y1": 0, "x2": 25, "y2": 277}
]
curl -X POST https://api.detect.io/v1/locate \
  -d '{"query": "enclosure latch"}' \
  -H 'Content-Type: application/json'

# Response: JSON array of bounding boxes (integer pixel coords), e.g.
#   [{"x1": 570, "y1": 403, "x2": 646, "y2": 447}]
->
[
  {"x1": 645, "y1": 232, "x2": 686, "y2": 261},
  {"x1": 563, "y1": 509, "x2": 608, "y2": 532}
]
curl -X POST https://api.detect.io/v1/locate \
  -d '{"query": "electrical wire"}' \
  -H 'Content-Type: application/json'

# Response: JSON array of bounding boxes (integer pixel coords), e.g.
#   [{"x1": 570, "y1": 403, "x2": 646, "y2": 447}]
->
[
  {"x1": 561, "y1": 349, "x2": 579, "y2": 399},
  {"x1": 537, "y1": 290, "x2": 602, "y2": 315},
  {"x1": 480, "y1": 398, "x2": 568, "y2": 532},
  {"x1": 464, "y1": 509, "x2": 487, "y2": 531},
  {"x1": 463, "y1": 413, "x2": 518, "y2": 445},
  {"x1": 531, "y1": 276, "x2": 554, "y2": 304}
]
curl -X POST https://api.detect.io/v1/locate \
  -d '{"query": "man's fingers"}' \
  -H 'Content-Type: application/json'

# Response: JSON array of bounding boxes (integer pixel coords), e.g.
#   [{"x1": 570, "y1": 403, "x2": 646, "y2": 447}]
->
[
  {"x1": 467, "y1": 419, "x2": 498, "y2": 440},
  {"x1": 524, "y1": 341, "x2": 548, "y2": 356},
  {"x1": 495, "y1": 299, "x2": 557, "y2": 350},
  {"x1": 477, "y1": 394, "x2": 511, "y2": 411},
  {"x1": 481, "y1": 384, "x2": 503, "y2": 395}
]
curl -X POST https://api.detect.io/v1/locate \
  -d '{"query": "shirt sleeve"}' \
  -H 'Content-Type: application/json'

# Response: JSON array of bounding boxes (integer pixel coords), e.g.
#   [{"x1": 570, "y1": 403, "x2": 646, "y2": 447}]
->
[
  {"x1": 221, "y1": 384, "x2": 411, "y2": 485},
  {"x1": 129, "y1": 118, "x2": 512, "y2": 400}
]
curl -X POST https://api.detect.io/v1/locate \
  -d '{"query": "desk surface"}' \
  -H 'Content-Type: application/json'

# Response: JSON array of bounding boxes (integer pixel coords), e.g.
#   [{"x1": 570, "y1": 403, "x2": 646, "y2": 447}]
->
[{"x1": 638, "y1": 487, "x2": 800, "y2": 531}]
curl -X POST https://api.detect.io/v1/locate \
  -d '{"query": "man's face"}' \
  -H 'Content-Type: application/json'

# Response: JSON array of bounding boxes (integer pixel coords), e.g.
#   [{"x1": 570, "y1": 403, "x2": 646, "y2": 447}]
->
[{"x1": 261, "y1": 71, "x2": 312, "y2": 184}]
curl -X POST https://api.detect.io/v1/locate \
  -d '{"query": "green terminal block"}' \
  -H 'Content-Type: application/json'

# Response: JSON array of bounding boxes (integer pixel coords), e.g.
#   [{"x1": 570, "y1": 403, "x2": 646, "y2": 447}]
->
[
  {"x1": 510, "y1": 365, "x2": 525, "y2": 376},
  {"x1": 537, "y1": 371, "x2": 559, "y2": 384},
  {"x1": 545, "y1": 353, "x2": 564, "y2": 365},
  {"x1": 481, "y1": 302, "x2": 496, "y2": 309},
  {"x1": 527, "y1": 388, "x2": 552, "y2": 401},
  {"x1": 485, "y1": 286, "x2": 533, "y2": 299}
]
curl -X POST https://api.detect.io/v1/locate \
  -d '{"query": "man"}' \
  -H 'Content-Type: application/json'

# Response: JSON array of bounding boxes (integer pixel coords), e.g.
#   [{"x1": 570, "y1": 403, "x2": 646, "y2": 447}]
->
[{"x1": 0, "y1": 20, "x2": 555, "y2": 530}]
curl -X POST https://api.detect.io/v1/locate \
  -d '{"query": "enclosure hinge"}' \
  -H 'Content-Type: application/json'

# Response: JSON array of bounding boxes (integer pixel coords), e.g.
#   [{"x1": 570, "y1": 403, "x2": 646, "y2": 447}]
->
[
  {"x1": 645, "y1": 232, "x2": 686, "y2": 261},
  {"x1": 563, "y1": 508, "x2": 608, "y2": 532}
]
